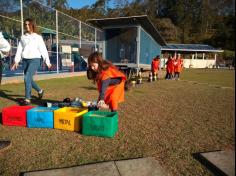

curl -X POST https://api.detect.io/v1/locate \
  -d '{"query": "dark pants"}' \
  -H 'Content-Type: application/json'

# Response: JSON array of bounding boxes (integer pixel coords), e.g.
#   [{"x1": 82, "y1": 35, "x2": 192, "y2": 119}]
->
[
  {"x1": 174, "y1": 72, "x2": 180, "y2": 79},
  {"x1": 165, "y1": 72, "x2": 173, "y2": 80}
]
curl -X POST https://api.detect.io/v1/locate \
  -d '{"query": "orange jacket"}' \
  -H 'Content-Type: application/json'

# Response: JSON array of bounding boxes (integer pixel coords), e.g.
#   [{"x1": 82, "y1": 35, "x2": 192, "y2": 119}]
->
[
  {"x1": 174, "y1": 59, "x2": 183, "y2": 72},
  {"x1": 166, "y1": 58, "x2": 174, "y2": 73},
  {"x1": 151, "y1": 59, "x2": 160, "y2": 73},
  {"x1": 97, "y1": 66, "x2": 126, "y2": 111}
]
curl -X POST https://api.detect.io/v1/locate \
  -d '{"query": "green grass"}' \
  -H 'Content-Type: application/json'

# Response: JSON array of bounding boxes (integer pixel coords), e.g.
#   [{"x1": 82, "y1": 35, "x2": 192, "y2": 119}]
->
[
  {"x1": 181, "y1": 68, "x2": 235, "y2": 87},
  {"x1": 0, "y1": 69, "x2": 235, "y2": 176}
]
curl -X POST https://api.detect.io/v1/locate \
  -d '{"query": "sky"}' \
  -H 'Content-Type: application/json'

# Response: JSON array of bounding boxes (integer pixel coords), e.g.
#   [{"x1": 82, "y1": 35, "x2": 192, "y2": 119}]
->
[{"x1": 67, "y1": 0, "x2": 115, "y2": 9}]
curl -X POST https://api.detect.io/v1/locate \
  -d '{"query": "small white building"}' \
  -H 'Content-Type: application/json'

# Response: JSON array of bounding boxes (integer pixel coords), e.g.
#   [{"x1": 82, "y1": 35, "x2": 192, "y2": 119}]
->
[{"x1": 161, "y1": 44, "x2": 224, "y2": 68}]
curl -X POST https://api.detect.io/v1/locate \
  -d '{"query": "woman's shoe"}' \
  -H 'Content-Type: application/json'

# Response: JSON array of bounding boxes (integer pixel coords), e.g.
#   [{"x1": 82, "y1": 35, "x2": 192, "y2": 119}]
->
[
  {"x1": 38, "y1": 90, "x2": 44, "y2": 99},
  {"x1": 21, "y1": 99, "x2": 31, "y2": 106}
]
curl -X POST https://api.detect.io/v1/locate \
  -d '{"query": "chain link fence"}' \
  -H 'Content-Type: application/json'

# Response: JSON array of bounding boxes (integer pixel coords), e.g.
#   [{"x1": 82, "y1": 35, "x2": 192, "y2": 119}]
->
[{"x1": 0, "y1": 0, "x2": 104, "y2": 77}]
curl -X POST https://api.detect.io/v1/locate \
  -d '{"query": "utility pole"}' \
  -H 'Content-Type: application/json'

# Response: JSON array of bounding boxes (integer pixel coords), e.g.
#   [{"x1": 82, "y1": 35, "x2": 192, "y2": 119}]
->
[{"x1": 156, "y1": 0, "x2": 159, "y2": 16}]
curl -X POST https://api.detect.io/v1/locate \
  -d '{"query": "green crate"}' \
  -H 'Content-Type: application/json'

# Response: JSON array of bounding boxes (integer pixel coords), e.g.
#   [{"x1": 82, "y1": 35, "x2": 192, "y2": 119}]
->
[{"x1": 82, "y1": 111, "x2": 118, "y2": 138}]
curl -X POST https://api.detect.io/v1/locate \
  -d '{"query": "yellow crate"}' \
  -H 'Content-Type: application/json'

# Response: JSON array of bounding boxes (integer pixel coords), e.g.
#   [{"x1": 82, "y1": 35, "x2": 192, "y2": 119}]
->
[{"x1": 54, "y1": 107, "x2": 88, "y2": 132}]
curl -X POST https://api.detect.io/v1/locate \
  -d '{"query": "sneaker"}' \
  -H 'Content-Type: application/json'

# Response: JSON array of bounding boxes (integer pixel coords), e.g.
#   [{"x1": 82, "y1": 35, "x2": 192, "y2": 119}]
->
[
  {"x1": 21, "y1": 99, "x2": 31, "y2": 106},
  {"x1": 38, "y1": 90, "x2": 44, "y2": 99}
]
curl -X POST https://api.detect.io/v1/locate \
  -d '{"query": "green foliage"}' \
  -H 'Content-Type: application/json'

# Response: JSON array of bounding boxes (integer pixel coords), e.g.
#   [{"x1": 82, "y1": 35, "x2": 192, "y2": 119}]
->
[
  {"x1": 223, "y1": 50, "x2": 235, "y2": 59},
  {"x1": 39, "y1": 0, "x2": 236, "y2": 51},
  {"x1": 1, "y1": 0, "x2": 234, "y2": 52}
]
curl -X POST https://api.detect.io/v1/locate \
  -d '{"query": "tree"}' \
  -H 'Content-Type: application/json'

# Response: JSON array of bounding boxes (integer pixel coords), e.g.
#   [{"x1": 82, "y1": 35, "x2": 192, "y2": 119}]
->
[
  {"x1": 154, "y1": 18, "x2": 180, "y2": 43},
  {"x1": 90, "y1": 0, "x2": 111, "y2": 16},
  {"x1": 46, "y1": 0, "x2": 68, "y2": 9}
]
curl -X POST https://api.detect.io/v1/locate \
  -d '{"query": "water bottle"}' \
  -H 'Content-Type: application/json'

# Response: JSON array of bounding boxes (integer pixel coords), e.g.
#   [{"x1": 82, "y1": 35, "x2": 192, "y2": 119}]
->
[
  {"x1": 88, "y1": 101, "x2": 99, "y2": 111},
  {"x1": 137, "y1": 71, "x2": 142, "y2": 84},
  {"x1": 153, "y1": 73, "x2": 157, "y2": 81},
  {"x1": 71, "y1": 97, "x2": 83, "y2": 107},
  {"x1": 149, "y1": 72, "x2": 153, "y2": 82}
]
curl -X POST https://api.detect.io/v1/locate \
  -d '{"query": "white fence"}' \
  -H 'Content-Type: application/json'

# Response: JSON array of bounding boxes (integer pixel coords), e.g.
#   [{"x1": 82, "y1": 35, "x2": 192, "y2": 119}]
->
[
  {"x1": 160, "y1": 58, "x2": 216, "y2": 69},
  {"x1": 0, "y1": 0, "x2": 104, "y2": 76}
]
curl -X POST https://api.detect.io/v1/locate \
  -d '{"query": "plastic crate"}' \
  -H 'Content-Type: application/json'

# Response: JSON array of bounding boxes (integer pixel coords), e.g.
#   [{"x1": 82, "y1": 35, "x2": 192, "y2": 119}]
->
[
  {"x1": 27, "y1": 106, "x2": 59, "y2": 128},
  {"x1": 82, "y1": 111, "x2": 118, "y2": 138},
  {"x1": 54, "y1": 107, "x2": 88, "y2": 132},
  {"x1": 2, "y1": 105, "x2": 34, "y2": 127}
]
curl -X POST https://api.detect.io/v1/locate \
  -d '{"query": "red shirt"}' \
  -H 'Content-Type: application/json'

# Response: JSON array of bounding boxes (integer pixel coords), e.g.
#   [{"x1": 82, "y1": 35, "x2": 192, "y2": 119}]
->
[{"x1": 151, "y1": 59, "x2": 160, "y2": 73}]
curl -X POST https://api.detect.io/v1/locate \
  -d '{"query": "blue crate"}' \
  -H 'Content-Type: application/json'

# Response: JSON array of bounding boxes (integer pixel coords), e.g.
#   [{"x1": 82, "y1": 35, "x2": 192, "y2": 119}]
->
[{"x1": 27, "y1": 106, "x2": 58, "y2": 128}]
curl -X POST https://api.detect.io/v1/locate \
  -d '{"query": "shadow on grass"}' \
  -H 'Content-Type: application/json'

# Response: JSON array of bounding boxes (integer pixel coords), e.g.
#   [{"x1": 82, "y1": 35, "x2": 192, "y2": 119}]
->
[
  {"x1": 0, "y1": 90, "x2": 60, "y2": 107},
  {"x1": 80, "y1": 86, "x2": 97, "y2": 90},
  {"x1": 31, "y1": 98, "x2": 60, "y2": 107},
  {"x1": 0, "y1": 89, "x2": 23, "y2": 104}
]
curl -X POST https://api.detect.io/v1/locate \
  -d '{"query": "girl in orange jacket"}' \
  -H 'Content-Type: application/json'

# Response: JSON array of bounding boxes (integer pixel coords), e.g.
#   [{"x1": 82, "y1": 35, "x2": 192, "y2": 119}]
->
[
  {"x1": 173, "y1": 54, "x2": 183, "y2": 80},
  {"x1": 165, "y1": 56, "x2": 174, "y2": 80},
  {"x1": 87, "y1": 52, "x2": 126, "y2": 112},
  {"x1": 151, "y1": 55, "x2": 160, "y2": 77},
  {"x1": 151, "y1": 55, "x2": 160, "y2": 74}
]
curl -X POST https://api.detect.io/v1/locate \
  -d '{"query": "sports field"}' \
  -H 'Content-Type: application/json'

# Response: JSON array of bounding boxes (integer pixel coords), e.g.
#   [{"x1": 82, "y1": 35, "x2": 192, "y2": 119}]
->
[{"x1": 0, "y1": 68, "x2": 235, "y2": 175}]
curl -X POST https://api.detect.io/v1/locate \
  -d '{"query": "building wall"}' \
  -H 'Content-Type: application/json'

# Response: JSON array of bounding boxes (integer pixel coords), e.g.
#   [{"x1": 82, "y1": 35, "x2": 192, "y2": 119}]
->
[
  {"x1": 105, "y1": 27, "x2": 137, "y2": 64},
  {"x1": 139, "y1": 28, "x2": 161, "y2": 65}
]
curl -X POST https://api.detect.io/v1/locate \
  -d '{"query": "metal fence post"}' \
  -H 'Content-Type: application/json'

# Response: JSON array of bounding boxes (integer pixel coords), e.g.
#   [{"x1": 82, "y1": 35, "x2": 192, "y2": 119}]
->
[
  {"x1": 137, "y1": 27, "x2": 141, "y2": 69},
  {"x1": 56, "y1": 10, "x2": 59, "y2": 74},
  {"x1": 95, "y1": 28, "x2": 97, "y2": 51},
  {"x1": 20, "y1": 0, "x2": 24, "y2": 36},
  {"x1": 79, "y1": 21, "x2": 81, "y2": 48}
]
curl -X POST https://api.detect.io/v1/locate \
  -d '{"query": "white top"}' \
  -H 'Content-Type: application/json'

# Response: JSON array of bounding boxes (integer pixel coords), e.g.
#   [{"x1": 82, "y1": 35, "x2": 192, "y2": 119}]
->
[
  {"x1": 0, "y1": 32, "x2": 11, "y2": 58},
  {"x1": 14, "y1": 33, "x2": 51, "y2": 66}
]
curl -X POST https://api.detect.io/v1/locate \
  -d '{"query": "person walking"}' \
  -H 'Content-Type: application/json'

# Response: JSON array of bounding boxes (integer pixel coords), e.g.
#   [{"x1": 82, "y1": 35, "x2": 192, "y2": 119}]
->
[
  {"x1": 165, "y1": 55, "x2": 174, "y2": 80},
  {"x1": 0, "y1": 31, "x2": 11, "y2": 84},
  {"x1": 174, "y1": 53, "x2": 183, "y2": 80},
  {"x1": 11, "y1": 18, "x2": 51, "y2": 105},
  {"x1": 151, "y1": 55, "x2": 160, "y2": 80},
  {"x1": 87, "y1": 52, "x2": 126, "y2": 112}
]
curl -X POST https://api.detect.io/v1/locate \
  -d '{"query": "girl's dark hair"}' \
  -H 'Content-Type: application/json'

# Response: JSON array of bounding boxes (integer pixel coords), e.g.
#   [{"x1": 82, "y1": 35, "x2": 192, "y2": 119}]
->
[
  {"x1": 87, "y1": 52, "x2": 112, "y2": 82},
  {"x1": 24, "y1": 18, "x2": 37, "y2": 33},
  {"x1": 87, "y1": 68, "x2": 96, "y2": 80}
]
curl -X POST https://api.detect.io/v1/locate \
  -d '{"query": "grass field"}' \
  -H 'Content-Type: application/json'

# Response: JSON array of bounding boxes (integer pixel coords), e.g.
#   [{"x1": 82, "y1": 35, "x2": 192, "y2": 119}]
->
[{"x1": 0, "y1": 68, "x2": 235, "y2": 176}]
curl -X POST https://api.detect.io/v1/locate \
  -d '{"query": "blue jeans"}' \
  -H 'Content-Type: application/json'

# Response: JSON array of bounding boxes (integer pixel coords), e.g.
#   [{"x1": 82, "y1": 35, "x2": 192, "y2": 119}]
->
[{"x1": 23, "y1": 58, "x2": 41, "y2": 99}]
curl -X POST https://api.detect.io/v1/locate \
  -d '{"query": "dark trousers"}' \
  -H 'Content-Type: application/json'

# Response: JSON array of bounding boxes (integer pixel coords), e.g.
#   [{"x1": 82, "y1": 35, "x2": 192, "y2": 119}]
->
[
  {"x1": 165, "y1": 72, "x2": 173, "y2": 80},
  {"x1": 174, "y1": 72, "x2": 180, "y2": 79}
]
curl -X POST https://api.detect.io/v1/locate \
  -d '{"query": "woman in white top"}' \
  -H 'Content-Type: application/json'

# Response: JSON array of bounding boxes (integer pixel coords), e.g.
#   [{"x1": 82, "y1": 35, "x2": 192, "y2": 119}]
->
[
  {"x1": 0, "y1": 31, "x2": 11, "y2": 84},
  {"x1": 11, "y1": 18, "x2": 51, "y2": 105}
]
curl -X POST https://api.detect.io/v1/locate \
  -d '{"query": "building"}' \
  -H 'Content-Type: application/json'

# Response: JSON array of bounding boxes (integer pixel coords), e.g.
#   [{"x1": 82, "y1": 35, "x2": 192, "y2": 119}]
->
[
  {"x1": 88, "y1": 15, "x2": 224, "y2": 70},
  {"x1": 161, "y1": 44, "x2": 224, "y2": 68},
  {"x1": 87, "y1": 15, "x2": 166, "y2": 71}
]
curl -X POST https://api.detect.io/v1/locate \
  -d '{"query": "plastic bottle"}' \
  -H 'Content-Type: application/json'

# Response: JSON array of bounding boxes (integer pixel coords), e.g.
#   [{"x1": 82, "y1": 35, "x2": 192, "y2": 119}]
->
[
  {"x1": 71, "y1": 97, "x2": 83, "y2": 107},
  {"x1": 149, "y1": 72, "x2": 153, "y2": 82},
  {"x1": 153, "y1": 73, "x2": 157, "y2": 81},
  {"x1": 137, "y1": 71, "x2": 142, "y2": 84}
]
